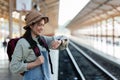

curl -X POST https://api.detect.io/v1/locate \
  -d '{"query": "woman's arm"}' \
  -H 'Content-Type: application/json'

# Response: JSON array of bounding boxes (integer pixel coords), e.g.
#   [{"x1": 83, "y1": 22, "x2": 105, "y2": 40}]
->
[
  {"x1": 10, "y1": 41, "x2": 28, "y2": 73},
  {"x1": 10, "y1": 39, "x2": 45, "y2": 73},
  {"x1": 27, "y1": 56, "x2": 44, "y2": 70},
  {"x1": 43, "y1": 35, "x2": 69, "y2": 50}
]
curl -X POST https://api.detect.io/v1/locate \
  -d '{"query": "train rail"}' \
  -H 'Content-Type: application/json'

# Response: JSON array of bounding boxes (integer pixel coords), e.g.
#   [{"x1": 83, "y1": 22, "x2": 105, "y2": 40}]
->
[
  {"x1": 58, "y1": 41, "x2": 118, "y2": 80},
  {"x1": 72, "y1": 41, "x2": 120, "y2": 79}
]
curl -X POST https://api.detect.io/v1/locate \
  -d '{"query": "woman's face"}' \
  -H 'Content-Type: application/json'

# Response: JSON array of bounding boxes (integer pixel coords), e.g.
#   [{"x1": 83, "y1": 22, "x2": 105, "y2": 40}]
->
[{"x1": 30, "y1": 19, "x2": 45, "y2": 37}]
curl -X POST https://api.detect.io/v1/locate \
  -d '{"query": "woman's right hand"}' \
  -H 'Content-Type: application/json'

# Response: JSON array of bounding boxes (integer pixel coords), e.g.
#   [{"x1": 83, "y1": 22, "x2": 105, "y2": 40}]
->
[
  {"x1": 27, "y1": 56, "x2": 44, "y2": 70},
  {"x1": 34, "y1": 56, "x2": 44, "y2": 66}
]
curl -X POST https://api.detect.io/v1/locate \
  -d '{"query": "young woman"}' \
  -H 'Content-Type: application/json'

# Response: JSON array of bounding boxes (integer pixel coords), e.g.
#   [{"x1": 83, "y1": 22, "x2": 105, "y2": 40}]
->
[{"x1": 10, "y1": 10, "x2": 68, "y2": 80}]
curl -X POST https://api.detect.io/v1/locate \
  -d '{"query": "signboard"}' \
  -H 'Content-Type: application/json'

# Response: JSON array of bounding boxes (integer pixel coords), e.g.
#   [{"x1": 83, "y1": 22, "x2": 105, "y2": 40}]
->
[{"x1": 16, "y1": 0, "x2": 32, "y2": 11}]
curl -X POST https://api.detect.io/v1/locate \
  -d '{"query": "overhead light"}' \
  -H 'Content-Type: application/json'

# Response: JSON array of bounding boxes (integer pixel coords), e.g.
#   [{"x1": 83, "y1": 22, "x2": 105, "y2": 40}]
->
[
  {"x1": 12, "y1": 11, "x2": 20, "y2": 19},
  {"x1": 22, "y1": 15, "x2": 25, "y2": 21},
  {"x1": 0, "y1": 18, "x2": 4, "y2": 22}
]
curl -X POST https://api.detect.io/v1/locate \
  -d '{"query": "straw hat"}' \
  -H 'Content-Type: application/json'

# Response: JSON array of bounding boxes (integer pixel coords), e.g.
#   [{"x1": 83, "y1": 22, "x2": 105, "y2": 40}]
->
[{"x1": 23, "y1": 10, "x2": 49, "y2": 30}]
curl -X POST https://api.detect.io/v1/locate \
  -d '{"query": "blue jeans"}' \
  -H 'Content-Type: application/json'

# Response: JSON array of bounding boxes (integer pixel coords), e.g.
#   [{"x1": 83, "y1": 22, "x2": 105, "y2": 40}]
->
[
  {"x1": 23, "y1": 51, "x2": 51, "y2": 80},
  {"x1": 23, "y1": 66, "x2": 44, "y2": 80}
]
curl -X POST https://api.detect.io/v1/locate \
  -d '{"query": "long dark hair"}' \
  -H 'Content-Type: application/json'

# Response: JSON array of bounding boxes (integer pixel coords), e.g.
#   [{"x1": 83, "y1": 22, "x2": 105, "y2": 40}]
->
[
  {"x1": 22, "y1": 27, "x2": 50, "y2": 52},
  {"x1": 22, "y1": 27, "x2": 37, "y2": 49}
]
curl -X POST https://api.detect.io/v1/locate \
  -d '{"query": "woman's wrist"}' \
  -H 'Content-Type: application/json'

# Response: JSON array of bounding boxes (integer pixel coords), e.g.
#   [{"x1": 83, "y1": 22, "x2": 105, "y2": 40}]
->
[{"x1": 27, "y1": 62, "x2": 38, "y2": 70}]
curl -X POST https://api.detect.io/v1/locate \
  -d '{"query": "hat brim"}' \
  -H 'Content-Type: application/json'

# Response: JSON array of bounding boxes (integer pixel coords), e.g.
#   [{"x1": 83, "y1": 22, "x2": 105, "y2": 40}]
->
[{"x1": 23, "y1": 16, "x2": 49, "y2": 30}]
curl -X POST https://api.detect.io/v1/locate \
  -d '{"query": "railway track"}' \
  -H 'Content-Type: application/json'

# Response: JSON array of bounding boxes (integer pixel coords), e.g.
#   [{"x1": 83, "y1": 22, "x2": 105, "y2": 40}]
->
[
  {"x1": 58, "y1": 49, "x2": 81, "y2": 80},
  {"x1": 58, "y1": 41, "x2": 118, "y2": 80}
]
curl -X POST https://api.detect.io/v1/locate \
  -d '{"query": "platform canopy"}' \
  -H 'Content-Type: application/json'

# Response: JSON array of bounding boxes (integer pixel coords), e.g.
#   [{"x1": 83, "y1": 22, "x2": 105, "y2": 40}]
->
[{"x1": 66, "y1": 0, "x2": 120, "y2": 32}]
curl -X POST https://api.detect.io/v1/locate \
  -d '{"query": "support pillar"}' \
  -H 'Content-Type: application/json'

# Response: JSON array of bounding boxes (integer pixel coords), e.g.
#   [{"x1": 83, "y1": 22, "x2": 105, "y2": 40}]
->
[
  {"x1": 19, "y1": 11, "x2": 22, "y2": 36},
  {"x1": 112, "y1": 17, "x2": 115, "y2": 56},
  {"x1": 9, "y1": 0, "x2": 13, "y2": 38}
]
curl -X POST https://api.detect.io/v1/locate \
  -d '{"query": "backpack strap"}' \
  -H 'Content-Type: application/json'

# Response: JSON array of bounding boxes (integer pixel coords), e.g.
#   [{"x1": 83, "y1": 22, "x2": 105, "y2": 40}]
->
[
  {"x1": 38, "y1": 37, "x2": 50, "y2": 52},
  {"x1": 24, "y1": 37, "x2": 41, "y2": 57},
  {"x1": 24, "y1": 37, "x2": 54, "y2": 74},
  {"x1": 38, "y1": 37, "x2": 54, "y2": 74}
]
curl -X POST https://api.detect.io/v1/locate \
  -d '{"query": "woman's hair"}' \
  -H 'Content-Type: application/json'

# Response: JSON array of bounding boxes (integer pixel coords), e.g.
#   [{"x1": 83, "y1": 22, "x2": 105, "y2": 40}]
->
[
  {"x1": 22, "y1": 22, "x2": 48, "y2": 50},
  {"x1": 22, "y1": 27, "x2": 37, "y2": 48}
]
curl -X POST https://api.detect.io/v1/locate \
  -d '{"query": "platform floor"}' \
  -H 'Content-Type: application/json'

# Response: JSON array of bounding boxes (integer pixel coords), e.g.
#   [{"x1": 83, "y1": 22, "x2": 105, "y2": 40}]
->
[{"x1": 0, "y1": 46, "x2": 22, "y2": 80}]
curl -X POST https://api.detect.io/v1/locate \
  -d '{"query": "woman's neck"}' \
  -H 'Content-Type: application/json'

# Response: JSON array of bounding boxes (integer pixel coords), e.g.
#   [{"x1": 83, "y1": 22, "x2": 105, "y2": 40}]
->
[
  {"x1": 31, "y1": 32, "x2": 37, "y2": 38},
  {"x1": 31, "y1": 32, "x2": 40, "y2": 39}
]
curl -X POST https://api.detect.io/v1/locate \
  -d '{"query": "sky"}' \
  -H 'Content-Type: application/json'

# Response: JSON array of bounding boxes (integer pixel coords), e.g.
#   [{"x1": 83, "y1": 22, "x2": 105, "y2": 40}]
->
[{"x1": 58, "y1": 0, "x2": 90, "y2": 28}]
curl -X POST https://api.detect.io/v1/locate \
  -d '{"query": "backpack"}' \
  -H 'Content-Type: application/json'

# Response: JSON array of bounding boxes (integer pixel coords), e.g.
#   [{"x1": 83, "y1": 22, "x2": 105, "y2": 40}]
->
[
  {"x1": 7, "y1": 37, "x2": 47, "y2": 61},
  {"x1": 7, "y1": 37, "x2": 53, "y2": 74},
  {"x1": 7, "y1": 38, "x2": 20, "y2": 61}
]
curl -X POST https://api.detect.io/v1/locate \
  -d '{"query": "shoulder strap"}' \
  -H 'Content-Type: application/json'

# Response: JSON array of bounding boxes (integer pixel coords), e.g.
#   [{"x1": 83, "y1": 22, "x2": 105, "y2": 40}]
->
[
  {"x1": 24, "y1": 37, "x2": 41, "y2": 57},
  {"x1": 24, "y1": 37, "x2": 53, "y2": 74},
  {"x1": 38, "y1": 36, "x2": 53, "y2": 74},
  {"x1": 38, "y1": 36, "x2": 50, "y2": 52}
]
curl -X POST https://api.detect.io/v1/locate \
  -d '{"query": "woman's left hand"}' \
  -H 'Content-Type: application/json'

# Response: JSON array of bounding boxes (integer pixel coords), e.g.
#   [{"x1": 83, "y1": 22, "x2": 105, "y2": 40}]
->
[{"x1": 51, "y1": 40, "x2": 61, "y2": 49}]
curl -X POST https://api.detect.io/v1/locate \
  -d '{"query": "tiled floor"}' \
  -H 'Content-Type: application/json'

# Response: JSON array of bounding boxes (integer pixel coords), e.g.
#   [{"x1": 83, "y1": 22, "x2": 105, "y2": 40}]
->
[
  {"x1": 0, "y1": 61, "x2": 23, "y2": 80},
  {"x1": 0, "y1": 66, "x2": 23, "y2": 80},
  {"x1": 0, "y1": 43, "x2": 23, "y2": 80}
]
